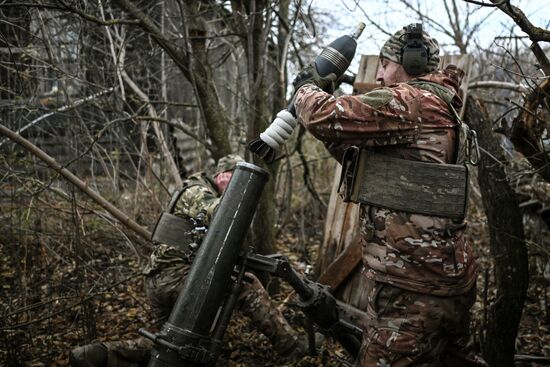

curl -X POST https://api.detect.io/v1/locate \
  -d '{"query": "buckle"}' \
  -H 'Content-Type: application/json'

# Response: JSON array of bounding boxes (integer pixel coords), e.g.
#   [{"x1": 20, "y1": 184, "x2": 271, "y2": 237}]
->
[{"x1": 467, "y1": 130, "x2": 480, "y2": 166}]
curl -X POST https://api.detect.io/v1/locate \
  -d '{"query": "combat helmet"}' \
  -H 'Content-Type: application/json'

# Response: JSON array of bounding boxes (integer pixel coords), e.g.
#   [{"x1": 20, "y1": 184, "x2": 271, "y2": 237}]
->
[{"x1": 214, "y1": 154, "x2": 243, "y2": 176}]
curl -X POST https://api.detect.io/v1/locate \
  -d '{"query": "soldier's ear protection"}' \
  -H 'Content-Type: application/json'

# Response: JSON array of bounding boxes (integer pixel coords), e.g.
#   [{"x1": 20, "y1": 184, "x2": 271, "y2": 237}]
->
[{"x1": 400, "y1": 23, "x2": 428, "y2": 75}]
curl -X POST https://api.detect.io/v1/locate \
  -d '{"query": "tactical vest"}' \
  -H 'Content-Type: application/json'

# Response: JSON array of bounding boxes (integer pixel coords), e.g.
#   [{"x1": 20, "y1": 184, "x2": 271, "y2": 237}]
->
[
  {"x1": 338, "y1": 81, "x2": 479, "y2": 220},
  {"x1": 151, "y1": 173, "x2": 217, "y2": 253}
]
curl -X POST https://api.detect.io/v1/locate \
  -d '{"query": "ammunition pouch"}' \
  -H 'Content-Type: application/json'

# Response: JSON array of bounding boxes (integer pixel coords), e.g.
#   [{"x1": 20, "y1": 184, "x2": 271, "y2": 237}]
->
[
  {"x1": 339, "y1": 148, "x2": 469, "y2": 220},
  {"x1": 151, "y1": 188, "x2": 195, "y2": 252},
  {"x1": 151, "y1": 212, "x2": 195, "y2": 249}
]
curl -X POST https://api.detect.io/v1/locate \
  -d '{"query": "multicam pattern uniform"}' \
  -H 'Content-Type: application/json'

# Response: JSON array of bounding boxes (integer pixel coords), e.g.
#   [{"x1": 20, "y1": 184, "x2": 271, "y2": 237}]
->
[
  {"x1": 73, "y1": 172, "x2": 302, "y2": 367},
  {"x1": 143, "y1": 171, "x2": 220, "y2": 319},
  {"x1": 294, "y1": 65, "x2": 482, "y2": 366},
  {"x1": 144, "y1": 172, "x2": 300, "y2": 353}
]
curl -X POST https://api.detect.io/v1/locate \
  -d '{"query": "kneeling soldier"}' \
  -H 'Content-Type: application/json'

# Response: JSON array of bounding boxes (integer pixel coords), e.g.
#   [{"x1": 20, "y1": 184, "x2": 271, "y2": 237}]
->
[{"x1": 70, "y1": 154, "x2": 307, "y2": 367}]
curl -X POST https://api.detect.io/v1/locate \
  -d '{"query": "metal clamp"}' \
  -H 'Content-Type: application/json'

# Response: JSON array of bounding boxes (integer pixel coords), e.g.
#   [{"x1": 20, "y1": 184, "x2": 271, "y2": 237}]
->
[{"x1": 139, "y1": 328, "x2": 214, "y2": 364}]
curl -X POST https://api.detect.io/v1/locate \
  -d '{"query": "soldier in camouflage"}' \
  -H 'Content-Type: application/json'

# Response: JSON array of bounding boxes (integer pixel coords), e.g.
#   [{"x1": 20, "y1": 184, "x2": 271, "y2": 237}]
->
[
  {"x1": 143, "y1": 154, "x2": 305, "y2": 356},
  {"x1": 293, "y1": 25, "x2": 486, "y2": 366},
  {"x1": 70, "y1": 154, "x2": 307, "y2": 367}
]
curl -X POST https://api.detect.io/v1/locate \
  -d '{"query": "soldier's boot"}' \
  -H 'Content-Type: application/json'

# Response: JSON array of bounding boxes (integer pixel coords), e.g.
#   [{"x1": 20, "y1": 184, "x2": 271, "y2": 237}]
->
[
  {"x1": 69, "y1": 342, "x2": 108, "y2": 367},
  {"x1": 70, "y1": 338, "x2": 151, "y2": 367},
  {"x1": 102, "y1": 338, "x2": 151, "y2": 367},
  {"x1": 238, "y1": 273, "x2": 309, "y2": 359}
]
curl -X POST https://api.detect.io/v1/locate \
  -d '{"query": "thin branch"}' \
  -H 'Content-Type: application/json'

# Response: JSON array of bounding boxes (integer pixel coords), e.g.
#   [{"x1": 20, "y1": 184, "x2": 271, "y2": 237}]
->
[
  {"x1": 530, "y1": 42, "x2": 550, "y2": 76},
  {"x1": 112, "y1": 0, "x2": 192, "y2": 79},
  {"x1": 462, "y1": 0, "x2": 507, "y2": 7},
  {"x1": 56, "y1": 0, "x2": 140, "y2": 25},
  {"x1": 135, "y1": 116, "x2": 210, "y2": 150},
  {"x1": 468, "y1": 80, "x2": 528, "y2": 93},
  {"x1": 483, "y1": 0, "x2": 550, "y2": 42},
  {"x1": 0, "y1": 272, "x2": 142, "y2": 330},
  {"x1": 121, "y1": 69, "x2": 183, "y2": 187},
  {"x1": 98, "y1": 0, "x2": 126, "y2": 101},
  {"x1": 0, "y1": 121, "x2": 152, "y2": 241},
  {"x1": 356, "y1": 3, "x2": 392, "y2": 37},
  {"x1": 0, "y1": 2, "x2": 61, "y2": 9},
  {"x1": 0, "y1": 87, "x2": 116, "y2": 148},
  {"x1": 489, "y1": 62, "x2": 550, "y2": 81},
  {"x1": 479, "y1": 146, "x2": 506, "y2": 166}
]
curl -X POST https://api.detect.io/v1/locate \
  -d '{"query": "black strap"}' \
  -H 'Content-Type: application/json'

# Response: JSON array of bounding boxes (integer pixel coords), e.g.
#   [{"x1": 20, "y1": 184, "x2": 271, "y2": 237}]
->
[{"x1": 338, "y1": 146, "x2": 361, "y2": 202}]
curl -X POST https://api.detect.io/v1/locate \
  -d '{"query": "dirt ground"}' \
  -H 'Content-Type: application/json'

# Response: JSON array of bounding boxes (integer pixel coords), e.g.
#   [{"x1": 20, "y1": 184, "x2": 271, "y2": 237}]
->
[{"x1": 1, "y1": 187, "x2": 549, "y2": 366}]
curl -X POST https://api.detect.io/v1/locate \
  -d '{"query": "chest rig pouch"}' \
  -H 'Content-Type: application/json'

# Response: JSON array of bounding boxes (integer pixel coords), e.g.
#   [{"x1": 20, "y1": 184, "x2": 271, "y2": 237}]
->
[
  {"x1": 339, "y1": 148, "x2": 469, "y2": 220},
  {"x1": 151, "y1": 188, "x2": 195, "y2": 250},
  {"x1": 337, "y1": 79, "x2": 481, "y2": 220}
]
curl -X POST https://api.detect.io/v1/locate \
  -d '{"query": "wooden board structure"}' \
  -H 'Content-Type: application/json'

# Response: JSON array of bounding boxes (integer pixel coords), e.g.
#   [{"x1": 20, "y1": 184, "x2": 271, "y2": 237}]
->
[{"x1": 314, "y1": 54, "x2": 474, "y2": 313}]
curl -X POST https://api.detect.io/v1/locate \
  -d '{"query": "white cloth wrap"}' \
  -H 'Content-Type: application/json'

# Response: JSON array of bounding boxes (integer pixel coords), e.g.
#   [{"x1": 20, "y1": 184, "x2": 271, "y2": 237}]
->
[{"x1": 259, "y1": 109, "x2": 297, "y2": 150}]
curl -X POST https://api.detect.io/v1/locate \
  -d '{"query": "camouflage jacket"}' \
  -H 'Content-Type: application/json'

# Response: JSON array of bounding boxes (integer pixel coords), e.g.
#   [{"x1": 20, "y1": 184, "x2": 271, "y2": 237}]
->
[
  {"x1": 294, "y1": 65, "x2": 476, "y2": 296},
  {"x1": 144, "y1": 172, "x2": 220, "y2": 275}
]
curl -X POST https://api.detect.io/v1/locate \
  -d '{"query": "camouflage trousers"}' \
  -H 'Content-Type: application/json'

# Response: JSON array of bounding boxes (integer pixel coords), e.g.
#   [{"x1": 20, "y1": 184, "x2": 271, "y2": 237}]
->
[
  {"x1": 102, "y1": 338, "x2": 151, "y2": 367},
  {"x1": 144, "y1": 259, "x2": 300, "y2": 354},
  {"x1": 71, "y1": 261, "x2": 301, "y2": 367},
  {"x1": 355, "y1": 278, "x2": 487, "y2": 367}
]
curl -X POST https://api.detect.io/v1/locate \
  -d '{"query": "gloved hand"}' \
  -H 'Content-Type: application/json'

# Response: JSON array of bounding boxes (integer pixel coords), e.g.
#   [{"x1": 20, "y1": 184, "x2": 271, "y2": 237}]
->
[{"x1": 292, "y1": 64, "x2": 338, "y2": 94}]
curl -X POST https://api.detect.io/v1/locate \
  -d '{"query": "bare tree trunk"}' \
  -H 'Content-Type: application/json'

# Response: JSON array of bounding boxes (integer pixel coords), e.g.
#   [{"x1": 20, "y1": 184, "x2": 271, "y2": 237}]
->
[
  {"x1": 275, "y1": 0, "x2": 290, "y2": 113},
  {"x1": 246, "y1": 0, "x2": 276, "y2": 257},
  {"x1": 183, "y1": 0, "x2": 232, "y2": 160},
  {"x1": 465, "y1": 96, "x2": 528, "y2": 367},
  {"x1": 226, "y1": 0, "x2": 278, "y2": 257}
]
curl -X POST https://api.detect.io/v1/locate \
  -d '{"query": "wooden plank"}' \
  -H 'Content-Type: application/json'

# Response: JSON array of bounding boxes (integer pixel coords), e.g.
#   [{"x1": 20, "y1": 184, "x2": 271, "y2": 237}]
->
[
  {"x1": 315, "y1": 161, "x2": 360, "y2": 277},
  {"x1": 354, "y1": 55, "x2": 381, "y2": 94},
  {"x1": 338, "y1": 267, "x2": 370, "y2": 311},
  {"x1": 336, "y1": 297, "x2": 370, "y2": 331},
  {"x1": 317, "y1": 234, "x2": 362, "y2": 290}
]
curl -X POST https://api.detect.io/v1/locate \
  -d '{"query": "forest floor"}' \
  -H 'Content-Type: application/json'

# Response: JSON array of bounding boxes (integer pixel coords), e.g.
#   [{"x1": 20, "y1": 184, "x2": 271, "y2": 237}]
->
[{"x1": 1, "y1": 190, "x2": 549, "y2": 366}]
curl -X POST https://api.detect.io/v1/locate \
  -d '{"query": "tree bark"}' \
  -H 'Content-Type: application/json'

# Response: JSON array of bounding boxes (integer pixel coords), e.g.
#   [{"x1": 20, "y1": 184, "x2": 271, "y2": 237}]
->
[
  {"x1": 465, "y1": 96, "x2": 528, "y2": 367},
  {"x1": 489, "y1": 0, "x2": 550, "y2": 42},
  {"x1": 275, "y1": 0, "x2": 290, "y2": 114},
  {"x1": 184, "y1": 1, "x2": 232, "y2": 160},
  {"x1": 228, "y1": 0, "x2": 277, "y2": 257}
]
